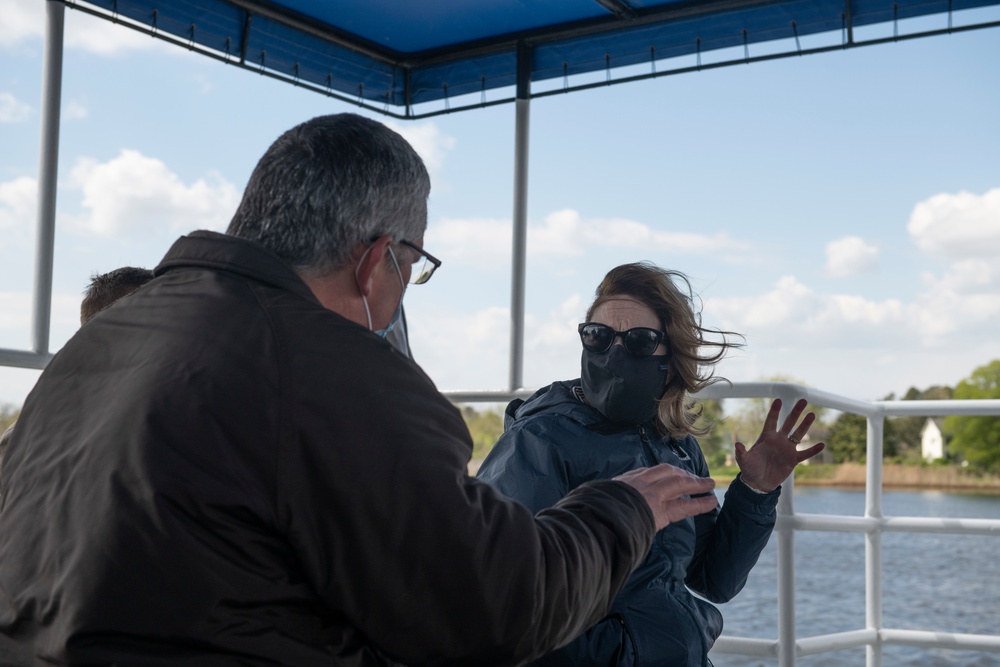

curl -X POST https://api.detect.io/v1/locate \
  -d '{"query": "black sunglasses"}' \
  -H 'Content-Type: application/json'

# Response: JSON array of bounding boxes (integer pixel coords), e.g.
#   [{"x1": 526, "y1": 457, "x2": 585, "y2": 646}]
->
[{"x1": 578, "y1": 322, "x2": 666, "y2": 358}]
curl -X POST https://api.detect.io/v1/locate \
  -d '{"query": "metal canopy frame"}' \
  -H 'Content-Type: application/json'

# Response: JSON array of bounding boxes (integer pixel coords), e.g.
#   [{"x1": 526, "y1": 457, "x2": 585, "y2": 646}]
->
[{"x1": 54, "y1": 0, "x2": 1000, "y2": 119}]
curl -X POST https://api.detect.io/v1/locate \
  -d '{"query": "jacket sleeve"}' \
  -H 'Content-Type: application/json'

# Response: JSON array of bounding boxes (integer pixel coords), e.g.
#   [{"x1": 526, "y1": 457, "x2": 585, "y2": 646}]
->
[
  {"x1": 279, "y1": 339, "x2": 655, "y2": 667},
  {"x1": 685, "y1": 439, "x2": 779, "y2": 603}
]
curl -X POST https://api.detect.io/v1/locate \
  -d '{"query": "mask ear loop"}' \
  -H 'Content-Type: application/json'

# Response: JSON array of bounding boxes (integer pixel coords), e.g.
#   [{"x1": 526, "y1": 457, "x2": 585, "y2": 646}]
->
[{"x1": 354, "y1": 244, "x2": 376, "y2": 331}]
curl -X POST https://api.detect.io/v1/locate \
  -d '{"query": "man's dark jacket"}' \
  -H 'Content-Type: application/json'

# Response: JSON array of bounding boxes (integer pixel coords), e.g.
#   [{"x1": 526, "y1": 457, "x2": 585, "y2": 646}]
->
[{"x1": 0, "y1": 231, "x2": 655, "y2": 666}]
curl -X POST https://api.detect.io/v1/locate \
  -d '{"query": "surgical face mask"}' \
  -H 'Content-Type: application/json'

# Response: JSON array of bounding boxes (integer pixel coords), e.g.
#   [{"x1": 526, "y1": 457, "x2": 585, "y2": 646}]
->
[
  {"x1": 581, "y1": 345, "x2": 669, "y2": 425},
  {"x1": 377, "y1": 298, "x2": 404, "y2": 338},
  {"x1": 356, "y1": 245, "x2": 406, "y2": 338}
]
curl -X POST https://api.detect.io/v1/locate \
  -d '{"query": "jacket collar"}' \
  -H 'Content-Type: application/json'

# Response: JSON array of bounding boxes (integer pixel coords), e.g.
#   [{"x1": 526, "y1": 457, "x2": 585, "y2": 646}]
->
[{"x1": 155, "y1": 230, "x2": 321, "y2": 307}]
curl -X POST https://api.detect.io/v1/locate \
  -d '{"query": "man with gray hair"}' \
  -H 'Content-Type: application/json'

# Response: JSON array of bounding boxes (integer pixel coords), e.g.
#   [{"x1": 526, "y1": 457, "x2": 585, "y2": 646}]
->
[{"x1": 0, "y1": 113, "x2": 717, "y2": 666}]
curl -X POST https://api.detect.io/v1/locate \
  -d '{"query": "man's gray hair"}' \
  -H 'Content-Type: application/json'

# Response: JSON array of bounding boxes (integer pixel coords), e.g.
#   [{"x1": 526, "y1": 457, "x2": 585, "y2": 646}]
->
[{"x1": 227, "y1": 113, "x2": 431, "y2": 276}]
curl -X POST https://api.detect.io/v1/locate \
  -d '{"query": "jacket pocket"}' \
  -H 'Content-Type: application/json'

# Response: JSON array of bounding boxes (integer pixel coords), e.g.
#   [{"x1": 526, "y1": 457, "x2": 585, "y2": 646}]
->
[
  {"x1": 533, "y1": 613, "x2": 637, "y2": 667},
  {"x1": 691, "y1": 596, "x2": 724, "y2": 645}
]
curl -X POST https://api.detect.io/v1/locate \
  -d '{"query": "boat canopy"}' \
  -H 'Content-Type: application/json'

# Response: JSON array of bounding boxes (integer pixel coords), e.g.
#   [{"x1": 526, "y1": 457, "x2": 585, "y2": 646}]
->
[{"x1": 67, "y1": 0, "x2": 1000, "y2": 117}]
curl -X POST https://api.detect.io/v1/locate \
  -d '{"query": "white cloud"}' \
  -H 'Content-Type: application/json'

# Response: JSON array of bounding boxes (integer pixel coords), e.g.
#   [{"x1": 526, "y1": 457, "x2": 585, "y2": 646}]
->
[
  {"x1": 64, "y1": 149, "x2": 240, "y2": 238},
  {"x1": 193, "y1": 74, "x2": 214, "y2": 95},
  {"x1": 409, "y1": 295, "x2": 584, "y2": 393},
  {"x1": 703, "y1": 261, "x2": 1000, "y2": 355},
  {"x1": 0, "y1": 0, "x2": 42, "y2": 48},
  {"x1": 0, "y1": 291, "x2": 81, "y2": 332},
  {"x1": 1, "y1": 0, "x2": 169, "y2": 54},
  {"x1": 0, "y1": 92, "x2": 31, "y2": 123},
  {"x1": 425, "y1": 216, "x2": 512, "y2": 266},
  {"x1": 908, "y1": 188, "x2": 1000, "y2": 258},
  {"x1": 0, "y1": 176, "x2": 37, "y2": 235},
  {"x1": 704, "y1": 275, "x2": 919, "y2": 354},
  {"x1": 65, "y1": 11, "x2": 168, "y2": 55},
  {"x1": 64, "y1": 100, "x2": 88, "y2": 120},
  {"x1": 0, "y1": 292, "x2": 32, "y2": 332},
  {"x1": 386, "y1": 121, "x2": 456, "y2": 182},
  {"x1": 706, "y1": 275, "x2": 817, "y2": 332},
  {"x1": 825, "y1": 235, "x2": 878, "y2": 277},
  {"x1": 427, "y1": 208, "x2": 754, "y2": 268},
  {"x1": 411, "y1": 305, "x2": 511, "y2": 390}
]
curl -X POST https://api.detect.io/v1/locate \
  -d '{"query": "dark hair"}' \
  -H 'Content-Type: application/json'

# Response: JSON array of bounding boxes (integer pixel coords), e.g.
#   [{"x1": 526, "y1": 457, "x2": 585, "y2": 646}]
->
[
  {"x1": 226, "y1": 113, "x2": 431, "y2": 277},
  {"x1": 586, "y1": 262, "x2": 744, "y2": 438},
  {"x1": 81, "y1": 266, "x2": 154, "y2": 325}
]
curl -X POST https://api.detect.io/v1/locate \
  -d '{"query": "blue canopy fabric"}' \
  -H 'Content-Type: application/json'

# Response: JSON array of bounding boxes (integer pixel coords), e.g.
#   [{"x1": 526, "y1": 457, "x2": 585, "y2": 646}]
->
[{"x1": 63, "y1": 0, "x2": 1000, "y2": 116}]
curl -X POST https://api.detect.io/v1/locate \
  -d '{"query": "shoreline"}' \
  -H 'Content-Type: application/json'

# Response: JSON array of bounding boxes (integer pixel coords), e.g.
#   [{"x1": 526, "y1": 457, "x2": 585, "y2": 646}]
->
[
  {"x1": 469, "y1": 459, "x2": 1000, "y2": 494},
  {"x1": 713, "y1": 463, "x2": 1000, "y2": 494}
]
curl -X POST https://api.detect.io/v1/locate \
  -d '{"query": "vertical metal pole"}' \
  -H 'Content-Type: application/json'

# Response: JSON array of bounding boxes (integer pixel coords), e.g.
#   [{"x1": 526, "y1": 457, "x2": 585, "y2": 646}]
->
[
  {"x1": 776, "y1": 478, "x2": 796, "y2": 667},
  {"x1": 775, "y1": 386, "x2": 801, "y2": 667},
  {"x1": 508, "y1": 41, "x2": 530, "y2": 392},
  {"x1": 33, "y1": 0, "x2": 65, "y2": 356},
  {"x1": 865, "y1": 413, "x2": 885, "y2": 667}
]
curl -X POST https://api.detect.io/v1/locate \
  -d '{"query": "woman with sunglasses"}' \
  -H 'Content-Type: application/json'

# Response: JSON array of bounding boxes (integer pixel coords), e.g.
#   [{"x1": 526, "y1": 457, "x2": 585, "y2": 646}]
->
[{"x1": 478, "y1": 261, "x2": 823, "y2": 667}]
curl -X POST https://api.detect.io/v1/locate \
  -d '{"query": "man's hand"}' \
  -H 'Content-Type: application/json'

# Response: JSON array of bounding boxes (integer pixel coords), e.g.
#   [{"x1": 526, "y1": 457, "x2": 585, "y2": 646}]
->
[
  {"x1": 614, "y1": 464, "x2": 717, "y2": 532},
  {"x1": 735, "y1": 398, "x2": 826, "y2": 493}
]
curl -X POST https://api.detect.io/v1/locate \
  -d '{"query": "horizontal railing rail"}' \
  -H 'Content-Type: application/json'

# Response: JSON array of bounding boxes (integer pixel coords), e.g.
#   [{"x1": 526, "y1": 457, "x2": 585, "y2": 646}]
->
[{"x1": 0, "y1": 349, "x2": 53, "y2": 369}]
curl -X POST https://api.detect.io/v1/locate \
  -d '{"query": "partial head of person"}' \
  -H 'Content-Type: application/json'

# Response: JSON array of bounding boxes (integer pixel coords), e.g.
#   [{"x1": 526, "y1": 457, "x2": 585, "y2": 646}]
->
[
  {"x1": 225, "y1": 113, "x2": 440, "y2": 338},
  {"x1": 578, "y1": 262, "x2": 743, "y2": 438},
  {"x1": 80, "y1": 266, "x2": 155, "y2": 325}
]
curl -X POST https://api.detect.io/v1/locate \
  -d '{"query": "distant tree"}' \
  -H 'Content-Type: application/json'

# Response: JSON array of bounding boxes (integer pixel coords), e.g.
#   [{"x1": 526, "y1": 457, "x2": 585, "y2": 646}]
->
[
  {"x1": 692, "y1": 398, "x2": 728, "y2": 467},
  {"x1": 712, "y1": 376, "x2": 827, "y2": 456},
  {"x1": 461, "y1": 405, "x2": 505, "y2": 460},
  {"x1": 886, "y1": 385, "x2": 953, "y2": 461},
  {"x1": 943, "y1": 360, "x2": 1000, "y2": 472},
  {"x1": 827, "y1": 412, "x2": 868, "y2": 462},
  {"x1": 827, "y1": 409, "x2": 901, "y2": 462},
  {"x1": 0, "y1": 404, "x2": 19, "y2": 433}
]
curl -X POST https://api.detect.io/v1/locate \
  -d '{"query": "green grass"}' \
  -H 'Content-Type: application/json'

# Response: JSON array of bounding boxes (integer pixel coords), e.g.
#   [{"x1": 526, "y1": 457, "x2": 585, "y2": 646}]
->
[{"x1": 711, "y1": 463, "x2": 840, "y2": 486}]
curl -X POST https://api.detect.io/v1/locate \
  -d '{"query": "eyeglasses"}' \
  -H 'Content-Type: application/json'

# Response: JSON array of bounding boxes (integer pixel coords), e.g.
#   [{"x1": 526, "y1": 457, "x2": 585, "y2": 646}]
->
[
  {"x1": 578, "y1": 322, "x2": 666, "y2": 358},
  {"x1": 398, "y1": 239, "x2": 442, "y2": 285}
]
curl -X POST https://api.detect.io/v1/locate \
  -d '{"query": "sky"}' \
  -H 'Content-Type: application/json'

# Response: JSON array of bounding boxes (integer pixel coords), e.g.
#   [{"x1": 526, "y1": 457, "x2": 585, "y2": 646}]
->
[{"x1": 1, "y1": 0, "x2": 1000, "y2": 410}]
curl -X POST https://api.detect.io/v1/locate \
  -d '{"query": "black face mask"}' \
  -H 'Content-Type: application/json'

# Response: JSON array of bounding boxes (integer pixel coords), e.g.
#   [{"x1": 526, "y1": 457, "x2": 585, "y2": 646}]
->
[{"x1": 581, "y1": 345, "x2": 669, "y2": 425}]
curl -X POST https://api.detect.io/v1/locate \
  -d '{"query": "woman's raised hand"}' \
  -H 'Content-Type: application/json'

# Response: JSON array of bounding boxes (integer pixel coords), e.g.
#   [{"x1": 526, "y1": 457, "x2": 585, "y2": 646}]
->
[{"x1": 735, "y1": 398, "x2": 825, "y2": 493}]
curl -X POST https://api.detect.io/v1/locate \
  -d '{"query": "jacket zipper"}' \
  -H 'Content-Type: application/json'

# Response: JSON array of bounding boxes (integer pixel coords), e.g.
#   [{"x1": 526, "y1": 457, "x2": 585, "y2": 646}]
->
[{"x1": 637, "y1": 425, "x2": 660, "y2": 466}]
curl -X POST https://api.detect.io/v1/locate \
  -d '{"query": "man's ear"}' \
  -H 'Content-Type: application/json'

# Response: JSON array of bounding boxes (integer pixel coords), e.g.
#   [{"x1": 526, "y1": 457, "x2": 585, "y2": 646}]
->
[{"x1": 353, "y1": 234, "x2": 394, "y2": 297}]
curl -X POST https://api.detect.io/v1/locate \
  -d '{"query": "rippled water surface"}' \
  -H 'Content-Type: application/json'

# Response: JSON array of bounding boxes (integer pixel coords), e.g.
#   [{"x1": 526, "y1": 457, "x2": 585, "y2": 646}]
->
[{"x1": 708, "y1": 487, "x2": 1000, "y2": 667}]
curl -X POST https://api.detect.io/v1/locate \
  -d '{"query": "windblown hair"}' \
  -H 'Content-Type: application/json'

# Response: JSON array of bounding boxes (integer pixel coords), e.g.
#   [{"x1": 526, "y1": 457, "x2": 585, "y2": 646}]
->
[
  {"x1": 586, "y1": 262, "x2": 744, "y2": 439},
  {"x1": 80, "y1": 266, "x2": 154, "y2": 325},
  {"x1": 226, "y1": 113, "x2": 431, "y2": 277}
]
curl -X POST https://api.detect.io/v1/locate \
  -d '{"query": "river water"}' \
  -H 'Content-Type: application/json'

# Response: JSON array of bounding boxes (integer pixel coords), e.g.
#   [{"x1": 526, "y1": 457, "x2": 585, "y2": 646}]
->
[{"x1": 708, "y1": 486, "x2": 1000, "y2": 667}]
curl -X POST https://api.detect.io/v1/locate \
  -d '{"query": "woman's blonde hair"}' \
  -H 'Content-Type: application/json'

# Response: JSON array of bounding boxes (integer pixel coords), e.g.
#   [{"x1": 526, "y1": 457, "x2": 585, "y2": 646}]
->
[{"x1": 586, "y1": 262, "x2": 744, "y2": 439}]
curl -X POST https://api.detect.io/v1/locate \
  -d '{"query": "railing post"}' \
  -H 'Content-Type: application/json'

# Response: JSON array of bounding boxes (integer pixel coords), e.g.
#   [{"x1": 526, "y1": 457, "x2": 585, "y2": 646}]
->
[
  {"x1": 866, "y1": 411, "x2": 885, "y2": 667},
  {"x1": 508, "y1": 40, "x2": 530, "y2": 393},
  {"x1": 775, "y1": 384, "x2": 804, "y2": 667},
  {"x1": 776, "y1": 472, "x2": 796, "y2": 667}
]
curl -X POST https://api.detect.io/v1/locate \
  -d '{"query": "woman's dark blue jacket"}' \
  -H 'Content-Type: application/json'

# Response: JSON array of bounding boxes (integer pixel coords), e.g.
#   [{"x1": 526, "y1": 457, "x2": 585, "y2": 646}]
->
[{"x1": 477, "y1": 380, "x2": 780, "y2": 667}]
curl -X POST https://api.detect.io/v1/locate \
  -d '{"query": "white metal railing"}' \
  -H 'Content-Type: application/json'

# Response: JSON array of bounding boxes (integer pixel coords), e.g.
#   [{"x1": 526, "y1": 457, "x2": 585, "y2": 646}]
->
[
  {"x1": 448, "y1": 382, "x2": 1000, "y2": 667},
  {"x1": 694, "y1": 382, "x2": 1000, "y2": 666}
]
